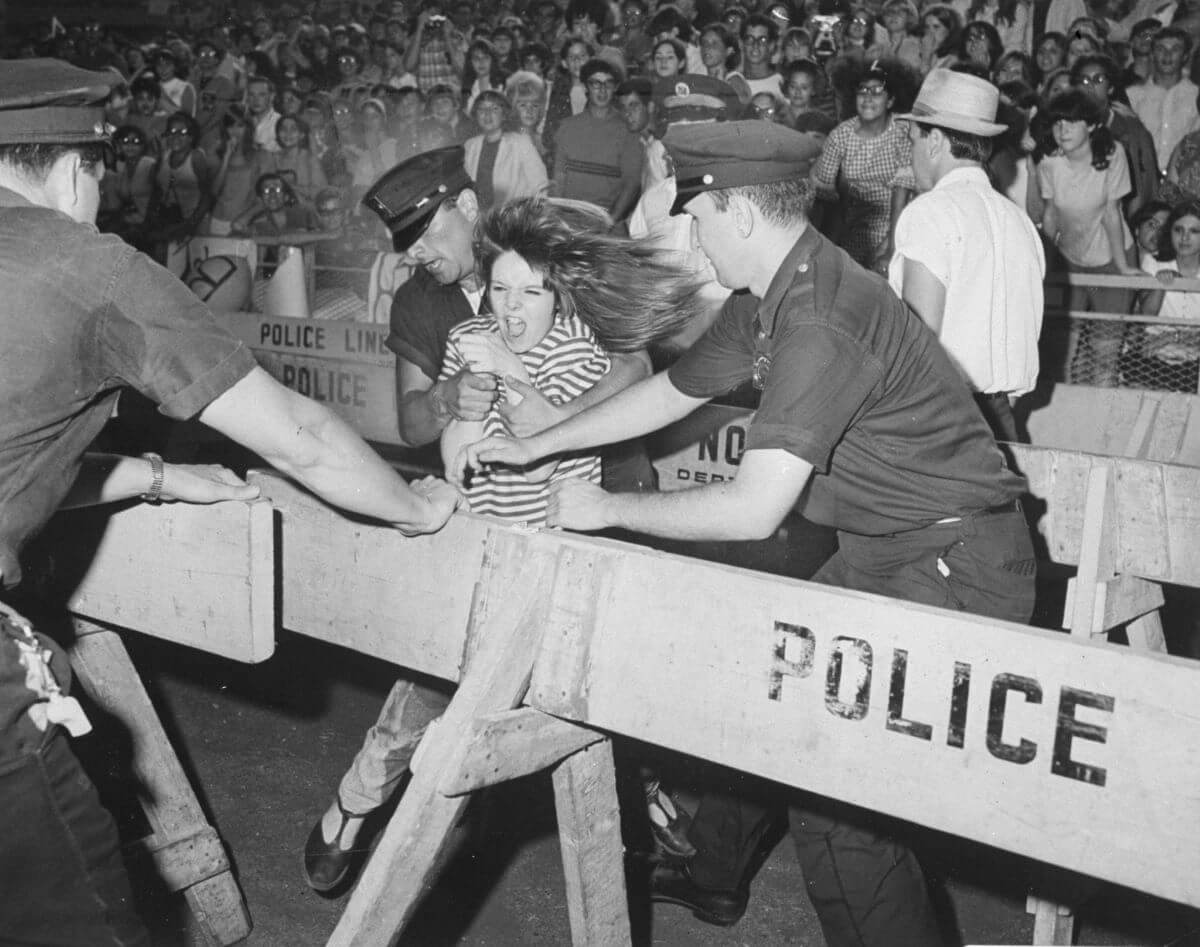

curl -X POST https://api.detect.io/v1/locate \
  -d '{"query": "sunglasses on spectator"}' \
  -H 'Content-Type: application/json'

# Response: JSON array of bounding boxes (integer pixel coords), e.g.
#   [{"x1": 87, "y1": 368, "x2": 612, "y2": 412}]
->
[
  {"x1": 856, "y1": 82, "x2": 887, "y2": 96},
  {"x1": 1077, "y1": 73, "x2": 1109, "y2": 85},
  {"x1": 744, "y1": 35, "x2": 771, "y2": 46},
  {"x1": 587, "y1": 77, "x2": 616, "y2": 88}
]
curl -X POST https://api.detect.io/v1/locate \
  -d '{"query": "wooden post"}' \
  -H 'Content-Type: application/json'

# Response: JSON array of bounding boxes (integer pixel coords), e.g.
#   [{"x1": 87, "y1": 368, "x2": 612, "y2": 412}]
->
[
  {"x1": 69, "y1": 621, "x2": 251, "y2": 946},
  {"x1": 552, "y1": 739, "x2": 631, "y2": 947},
  {"x1": 327, "y1": 531, "x2": 563, "y2": 947}
]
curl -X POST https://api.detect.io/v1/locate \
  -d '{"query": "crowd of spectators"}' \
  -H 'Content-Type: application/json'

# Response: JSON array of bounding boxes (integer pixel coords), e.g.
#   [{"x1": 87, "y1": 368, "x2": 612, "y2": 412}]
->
[{"x1": 16, "y1": 0, "x2": 1200, "y2": 389}]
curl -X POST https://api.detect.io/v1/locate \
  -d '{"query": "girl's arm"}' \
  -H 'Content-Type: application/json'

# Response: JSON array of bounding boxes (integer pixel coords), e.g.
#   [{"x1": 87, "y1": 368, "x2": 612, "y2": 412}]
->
[{"x1": 1102, "y1": 200, "x2": 1138, "y2": 274}]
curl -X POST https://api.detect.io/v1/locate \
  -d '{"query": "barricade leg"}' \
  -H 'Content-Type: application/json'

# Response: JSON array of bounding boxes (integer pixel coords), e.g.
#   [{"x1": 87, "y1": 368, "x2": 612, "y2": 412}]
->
[
  {"x1": 68, "y1": 620, "x2": 251, "y2": 946},
  {"x1": 552, "y1": 739, "x2": 631, "y2": 947}
]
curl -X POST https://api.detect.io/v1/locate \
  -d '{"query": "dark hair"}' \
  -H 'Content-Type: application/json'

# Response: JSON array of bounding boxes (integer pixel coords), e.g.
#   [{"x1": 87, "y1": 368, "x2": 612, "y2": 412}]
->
[
  {"x1": 616, "y1": 76, "x2": 653, "y2": 101},
  {"x1": 1042, "y1": 88, "x2": 1115, "y2": 169},
  {"x1": 1070, "y1": 53, "x2": 1124, "y2": 103},
  {"x1": 580, "y1": 57, "x2": 621, "y2": 85},
  {"x1": 164, "y1": 110, "x2": 200, "y2": 143},
  {"x1": 475, "y1": 197, "x2": 710, "y2": 352},
  {"x1": 464, "y1": 38, "x2": 506, "y2": 89},
  {"x1": 652, "y1": 37, "x2": 688, "y2": 72},
  {"x1": 912, "y1": 121, "x2": 993, "y2": 162},
  {"x1": 922, "y1": 5, "x2": 963, "y2": 58},
  {"x1": 1131, "y1": 199, "x2": 1170, "y2": 230},
  {"x1": 1154, "y1": 25, "x2": 1192, "y2": 55},
  {"x1": 994, "y1": 50, "x2": 1036, "y2": 87},
  {"x1": 784, "y1": 57, "x2": 825, "y2": 90},
  {"x1": 967, "y1": 0, "x2": 1019, "y2": 28},
  {"x1": 962, "y1": 20, "x2": 1003, "y2": 68},
  {"x1": 275, "y1": 113, "x2": 311, "y2": 148},
  {"x1": 567, "y1": 0, "x2": 609, "y2": 28},
  {"x1": 131, "y1": 75, "x2": 162, "y2": 99},
  {"x1": 559, "y1": 35, "x2": 595, "y2": 67},
  {"x1": 256, "y1": 171, "x2": 296, "y2": 204},
  {"x1": 701, "y1": 23, "x2": 741, "y2": 70},
  {"x1": 1158, "y1": 199, "x2": 1200, "y2": 262},
  {"x1": 649, "y1": 6, "x2": 695, "y2": 42},
  {"x1": 523, "y1": 41, "x2": 553, "y2": 71},
  {"x1": 1037, "y1": 31, "x2": 1068, "y2": 60},
  {"x1": 708, "y1": 176, "x2": 814, "y2": 225},
  {"x1": 0, "y1": 142, "x2": 106, "y2": 178},
  {"x1": 742, "y1": 12, "x2": 779, "y2": 41}
]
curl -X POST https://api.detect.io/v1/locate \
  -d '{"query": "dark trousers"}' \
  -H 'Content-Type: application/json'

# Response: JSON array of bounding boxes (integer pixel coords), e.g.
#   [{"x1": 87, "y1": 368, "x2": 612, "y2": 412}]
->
[
  {"x1": 684, "y1": 511, "x2": 1036, "y2": 947},
  {"x1": 974, "y1": 391, "x2": 1019, "y2": 443},
  {"x1": 0, "y1": 731, "x2": 150, "y2": 947}
]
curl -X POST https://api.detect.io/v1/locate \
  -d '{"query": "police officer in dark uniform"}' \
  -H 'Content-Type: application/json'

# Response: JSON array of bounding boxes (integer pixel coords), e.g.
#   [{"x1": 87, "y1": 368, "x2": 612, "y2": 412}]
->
[
  {"x1": 0, "y1": 59, "x2": 459, "y2": 946},
  {"x1": 458, "y1": 121, "x2": 1036, "y2": 946}
]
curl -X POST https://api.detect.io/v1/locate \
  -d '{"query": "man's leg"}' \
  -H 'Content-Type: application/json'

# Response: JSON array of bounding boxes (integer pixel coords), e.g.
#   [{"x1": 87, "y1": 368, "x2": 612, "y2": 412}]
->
[
  {"x1": 305, "y1": 676, "x2": 451, "y2": 891},
  {"x1": 0, "y1": 732, "x2": 150, "y2": 947}
]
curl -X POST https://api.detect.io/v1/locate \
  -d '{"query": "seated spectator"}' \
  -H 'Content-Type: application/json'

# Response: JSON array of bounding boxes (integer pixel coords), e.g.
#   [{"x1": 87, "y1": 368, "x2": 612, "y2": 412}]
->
[
  {"x1": 128, "y1": 74, "x2": 169, "y2": 155},
  {"x1": 919, "y1": 5, "x2": 963, "y2": 74},
  {"x1": 1071, "y1": 53, "x2": 1159, "y2": 218},
  {"x1": 651, "y1": 37, "x2": 688, "y2": 79},
  {"x1": 1127, "y1": 199, "x2": 1200, "y2": 391},
  {"x1": 464, "y1": 91, "x2": 550, "y2": 207},
  {"x1": 1035, "y1": 31, "x2": 1069, "y2": 84},
  {"x1": 210, "y1": 106, "x2": 260, "y2": 235},
  {"x1": 544, "y1": 37, "x2": 595, "y2": 153},
  {"x1": 232, "y1": 172, "x2": 320, "y2": 238},
  {"x1": 964, "y1": 0, "x2": 1031, "y2": 53},
  {"x1": 552, "y1": 58, "x2": 643, "y2": 220},
  {"x1": 784, "y1": 58, "x2": 838, "y2": 135},
  {"x1": 346, "y1": 98, "x2": 400, "y2": 199},
  {"x1": 962, "y1": 21, "x2": 1005, "y2": 72},
  {"x1": 259, "y1": 114, "x2": 328, "y2": 206},
  {"x1": 99, "y1": 125, "x2": 156, "y2": 248},
  {"x1": 464, "y1": 38, "x2": 510, "y2": 113},
  {"x1": 811, "y1": 58, "x2": 917, "y2": 272},
  {"x1": 878, "y1": 0, "x2": 923, "y2": 72},
  {"x1": 145, "y1": 112, "x2": 217, "y2": 259},
  {"x1": 507, "y1": 71, "x2": 550, "y2": 158},
  {"x1": 154, "y1": 48, "x2": 196, "y2": 116},
  {"x1": 699, "y1": 23, "x2": 753, "y2": 104},
  {"x1": 424, "y1": 83, "x2": 478, "y2": 144}
]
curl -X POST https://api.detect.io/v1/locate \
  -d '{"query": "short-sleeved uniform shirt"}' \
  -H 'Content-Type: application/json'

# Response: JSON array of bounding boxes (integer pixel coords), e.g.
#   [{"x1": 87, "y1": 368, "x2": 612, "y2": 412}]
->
[
  {"x1": 440, "y1": 314, "x2": 610, "y2": 525},
  {"x1": 384, "y1": 266, "x2": 476, "y2": 382},
  {"x1": 0, "y1": 188, "x2": 256, "y2": 588},
  {"x1": 669, "y1": 227, "x2": 1024, "y2": 536}
]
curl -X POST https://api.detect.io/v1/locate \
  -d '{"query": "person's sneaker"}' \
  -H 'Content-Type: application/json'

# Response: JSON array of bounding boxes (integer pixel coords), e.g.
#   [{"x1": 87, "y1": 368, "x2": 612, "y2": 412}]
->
[
  {"x1": 649, "y1": 862, "x2": 749, "y2": 926},
  {"x1": 302, "y1": 799, "x2": 370, "y2": 893}
]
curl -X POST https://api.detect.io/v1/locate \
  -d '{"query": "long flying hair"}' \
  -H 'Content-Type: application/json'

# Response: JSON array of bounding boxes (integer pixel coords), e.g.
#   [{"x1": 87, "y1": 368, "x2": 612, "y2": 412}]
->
[{"x1": 475, "y1": 198, "x2": 710, "y2": 353}]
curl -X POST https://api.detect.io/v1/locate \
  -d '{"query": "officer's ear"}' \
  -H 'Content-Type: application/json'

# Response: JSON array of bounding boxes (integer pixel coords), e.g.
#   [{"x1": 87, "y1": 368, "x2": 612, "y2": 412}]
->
[
  {"x1": 455, "y1": 187, "x2": 480, "y2": 222},
  {"x1": 731, "y1": 193, "x2": 754, "y2": 239},
  {"x1": 45, "y1": 151, "x2": 88, "y2": 221}
]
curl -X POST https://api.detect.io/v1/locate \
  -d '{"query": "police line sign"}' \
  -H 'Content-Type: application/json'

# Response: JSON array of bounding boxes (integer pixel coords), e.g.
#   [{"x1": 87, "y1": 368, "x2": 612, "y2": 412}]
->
[{"x1": 530, "y1": 532, "x2": 1200, "y2": 910}]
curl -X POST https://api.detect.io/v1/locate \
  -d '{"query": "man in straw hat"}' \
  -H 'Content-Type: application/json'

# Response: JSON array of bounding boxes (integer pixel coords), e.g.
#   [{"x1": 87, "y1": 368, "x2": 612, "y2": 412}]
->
[
  {"x1": 457, "y1": 119, "x2": 1036, "y2": 943},
  {"x1": 0, "y1": 59, "x2": 460, "y2": 945},
  {"x1": 890, "y1": 68, "x2": 1045, "y2": 441}
]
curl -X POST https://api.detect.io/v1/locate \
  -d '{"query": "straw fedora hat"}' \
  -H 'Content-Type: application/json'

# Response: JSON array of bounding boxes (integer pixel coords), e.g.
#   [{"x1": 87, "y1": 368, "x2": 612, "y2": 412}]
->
[{"x1": 893, "y1": 68, "x2": 1006, "y2": 136}]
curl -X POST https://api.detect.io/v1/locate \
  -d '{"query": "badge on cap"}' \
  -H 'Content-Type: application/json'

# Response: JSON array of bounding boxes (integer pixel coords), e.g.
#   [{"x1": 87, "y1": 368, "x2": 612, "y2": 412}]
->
[{"x1": 675, "y1": 81, "x2": 690, "y2": 97}]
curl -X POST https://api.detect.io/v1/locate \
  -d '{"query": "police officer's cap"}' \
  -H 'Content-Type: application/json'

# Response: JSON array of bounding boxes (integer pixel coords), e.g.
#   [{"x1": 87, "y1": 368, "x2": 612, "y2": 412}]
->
[
  {"x1": 664, "y1": 120, "x2": 822, "y2": 214},
  {"x1": 652, "y1": 74, "x2": 739, "y2": 123},
  {"x1": 0, "y1": 59, "x2": 117, "y2": 145},
  {"x1": 362, "y1": 145, "x2": 473, "y2": 252}
]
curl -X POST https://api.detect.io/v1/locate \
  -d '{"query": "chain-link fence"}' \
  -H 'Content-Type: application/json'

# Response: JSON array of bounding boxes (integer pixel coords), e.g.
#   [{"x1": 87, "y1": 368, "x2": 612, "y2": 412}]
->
[{"x1": 1044, "y1": 273, "x2": 1200, "y2": 394}]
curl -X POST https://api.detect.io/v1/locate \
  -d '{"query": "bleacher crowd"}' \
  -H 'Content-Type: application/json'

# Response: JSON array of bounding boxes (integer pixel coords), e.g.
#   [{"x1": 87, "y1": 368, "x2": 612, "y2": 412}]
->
[{"x1": 11, "y1": 0, "x2": 1200, "y2": 390}]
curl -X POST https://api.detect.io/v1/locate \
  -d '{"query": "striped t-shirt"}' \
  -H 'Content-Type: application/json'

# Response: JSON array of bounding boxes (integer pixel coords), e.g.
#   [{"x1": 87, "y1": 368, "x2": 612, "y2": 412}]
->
[{"x1": 440, "y1": 314, "x2": 611, "y2": 525}]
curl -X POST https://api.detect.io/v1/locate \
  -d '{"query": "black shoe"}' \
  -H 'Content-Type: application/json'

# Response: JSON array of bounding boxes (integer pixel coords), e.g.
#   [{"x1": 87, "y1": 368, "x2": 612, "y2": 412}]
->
[
  {"x1": 303, "y1": 798, "x2": 370, "y2": 893},
  {"x1": 650, "y1": 862, "x2": 748, "y2": 926}
]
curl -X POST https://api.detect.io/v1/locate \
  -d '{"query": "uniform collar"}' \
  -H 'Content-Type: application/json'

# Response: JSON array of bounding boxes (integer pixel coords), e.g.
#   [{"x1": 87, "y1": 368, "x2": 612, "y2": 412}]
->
[{"x1": 755, "y1": 224, "x2": 820, "y2": 338}]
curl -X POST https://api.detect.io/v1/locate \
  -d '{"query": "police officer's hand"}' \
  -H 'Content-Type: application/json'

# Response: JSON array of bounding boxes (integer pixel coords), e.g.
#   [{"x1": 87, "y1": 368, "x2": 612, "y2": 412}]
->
[
  {"x1": 498, "y1": 377, "x2": 567, "y2": 437},
  {"x1": 398, "y1": 475, "x2": 461, "y2": 536},
  {"x1": 160, "y1": 464, "x2": 261, "y2": 504},
  {"x1": 546, "y1": 479, "x2": 612, "y2": 532},
  {"x1": 439, "y1": 368, "x2": 499, "y2": 421},
  {"x1": 451, "y1": 435, "x2": 536, "y2": 487}
]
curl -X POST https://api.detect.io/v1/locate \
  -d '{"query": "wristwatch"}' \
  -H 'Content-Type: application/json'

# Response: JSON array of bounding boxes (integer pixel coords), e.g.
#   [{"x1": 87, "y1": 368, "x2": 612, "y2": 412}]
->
[{"x1": 141, "y1": 452, "x2": 165, "y2": 503}]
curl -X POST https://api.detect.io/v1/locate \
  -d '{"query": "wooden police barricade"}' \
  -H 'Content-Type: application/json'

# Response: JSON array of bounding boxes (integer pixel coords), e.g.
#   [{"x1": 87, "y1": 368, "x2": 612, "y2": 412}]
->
[
  {"x1": 45, "y1": 464, "x2": 1200, "y2": 947},
  {"x1": 33, "y1": 498, "x2": 275, "y2": 946}
]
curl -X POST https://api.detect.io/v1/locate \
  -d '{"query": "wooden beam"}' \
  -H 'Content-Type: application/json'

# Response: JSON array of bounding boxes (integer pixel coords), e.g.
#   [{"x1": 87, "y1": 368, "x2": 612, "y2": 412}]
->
[
  {"x1": 327, "y1": 531, "x2": 563, "y2": 947},
  {"x1": 441, "y1": 709, "x2": 604, "y2": 796},
  {"x1": 36, "y1": 499, "x2": 275, "y2": 662},
  {"x1": 553, "y1": 740, "x2": 631, "y2": 946},
  {"x1": 1063, "y1": 573, "x2": 1164, "y2": 633},
  {"x1": 136, "y1": 828, "x2": 228, "y2": 892},
  {"x1": 526, "y1": 529, "x2": 1200, "y2": 911},
  {"x1": 69, "y1": 624, "x2": 251, "y2": 946}
]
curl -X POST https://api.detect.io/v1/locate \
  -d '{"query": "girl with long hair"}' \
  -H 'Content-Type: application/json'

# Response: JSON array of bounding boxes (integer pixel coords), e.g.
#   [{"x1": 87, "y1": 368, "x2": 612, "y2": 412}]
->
[
  {"x1": 463, "y1": 90, "x2": 549, "y2": 208},
  {"x1": 964, "y1": 0, "x2": 1031, "y2": 54},
  {"x1": 1035, "y1": 88, "x2": 1137, "y2": 386}
]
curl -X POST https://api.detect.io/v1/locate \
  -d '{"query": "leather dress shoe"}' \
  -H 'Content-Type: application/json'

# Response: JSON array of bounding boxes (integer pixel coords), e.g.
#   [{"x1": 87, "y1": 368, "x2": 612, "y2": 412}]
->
[
  {"x1": 650, "y1": 862, "x2": 749, "y2": 926},
  {"x1": 303, "y1": 800, "x2": 370, "y2": 893}
]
